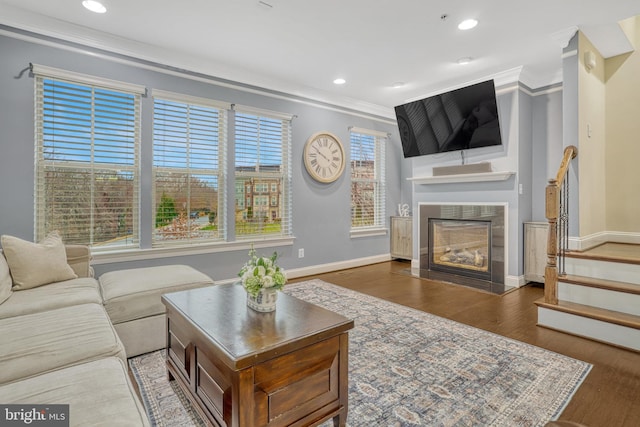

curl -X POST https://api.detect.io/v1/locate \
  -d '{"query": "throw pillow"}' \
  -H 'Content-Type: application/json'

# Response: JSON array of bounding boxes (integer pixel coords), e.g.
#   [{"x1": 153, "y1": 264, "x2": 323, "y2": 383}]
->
[
  {"x1": 0, "y1": 252, "x2": 12, "y2": 304},
  {"x1": 1, "y1": 232, "x2": 78, "y2": 290}
]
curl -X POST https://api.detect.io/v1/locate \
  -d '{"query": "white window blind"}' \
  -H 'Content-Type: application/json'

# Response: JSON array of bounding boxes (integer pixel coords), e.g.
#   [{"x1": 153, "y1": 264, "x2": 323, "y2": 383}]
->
[
  {"x1": 152, "y1": 90, "x2": 228, "y2": 246},
  {"x1": 350, "y1": 128, "x2": 386, "y2": 229},
  {"x1": 234, "y1": 107, "x2": 292, "y2": 239},
  {"x1": 34, "y1": 73, "x2": 141, "y2": 249}
]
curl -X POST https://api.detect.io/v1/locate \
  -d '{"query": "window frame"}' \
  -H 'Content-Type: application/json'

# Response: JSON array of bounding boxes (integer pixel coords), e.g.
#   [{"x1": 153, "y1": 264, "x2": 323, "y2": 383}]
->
[
  {"x1": 151, "y1": 89, "x2": 230, "y2": 247},
  {"x1": 33, "y1": 64, "x2": 144, "y2": 250},
  {"x1": 233, "y1": 105, "x2": 293, "y2": 241},
  {"x1": 30, "y1": 67, "x2": 298, "y2": 262}
]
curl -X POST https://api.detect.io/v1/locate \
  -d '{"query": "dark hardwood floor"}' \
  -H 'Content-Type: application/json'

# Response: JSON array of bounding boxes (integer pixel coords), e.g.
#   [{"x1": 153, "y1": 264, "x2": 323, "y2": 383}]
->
[{"x1": 291, "y1": 260, "x2": 640, "y2": 427}]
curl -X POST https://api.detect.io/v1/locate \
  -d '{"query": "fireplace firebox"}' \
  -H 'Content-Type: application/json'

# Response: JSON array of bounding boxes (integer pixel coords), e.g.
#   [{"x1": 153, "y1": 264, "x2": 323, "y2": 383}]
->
[
  {"x1": 419, "y1": 204, "x2": 506, "y2": 293},
  {"x1": 429, "y1": 219, "x2": 491, "y2": 281}
]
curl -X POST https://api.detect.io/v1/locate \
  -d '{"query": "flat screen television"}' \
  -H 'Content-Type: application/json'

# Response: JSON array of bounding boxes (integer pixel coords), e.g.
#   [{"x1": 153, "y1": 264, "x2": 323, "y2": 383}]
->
[{"x1": 395, "y1": 80, "x2": 502, "y2": 158}]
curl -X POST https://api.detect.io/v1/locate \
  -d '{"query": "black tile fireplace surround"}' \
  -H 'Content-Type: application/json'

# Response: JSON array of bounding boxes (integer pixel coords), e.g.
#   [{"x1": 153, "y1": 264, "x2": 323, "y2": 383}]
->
[{"x1": 419, "y1": 204, "x2": 509, "y2": 295}]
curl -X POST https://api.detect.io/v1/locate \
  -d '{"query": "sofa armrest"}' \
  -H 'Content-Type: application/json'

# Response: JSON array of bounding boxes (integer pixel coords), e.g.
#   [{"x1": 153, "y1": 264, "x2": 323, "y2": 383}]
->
[{"x1": 64, "y1": 245, "x2": 94, "y2": 278}]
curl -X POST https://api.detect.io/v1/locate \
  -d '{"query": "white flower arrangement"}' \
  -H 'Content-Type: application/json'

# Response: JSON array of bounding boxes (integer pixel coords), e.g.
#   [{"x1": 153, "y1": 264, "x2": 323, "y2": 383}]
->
[{"x1": 238, "y1": 245, "x2": 287, "y2": 297}]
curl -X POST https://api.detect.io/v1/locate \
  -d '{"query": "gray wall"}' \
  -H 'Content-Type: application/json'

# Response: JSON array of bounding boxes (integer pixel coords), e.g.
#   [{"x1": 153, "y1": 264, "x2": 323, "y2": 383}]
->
[
  {"x1": 532, "y1": 88, "x2": 563, "y2": 222},
  {"x1": 0, "y1": 32, "x2": 402, "y2": 282},
  {"x1": 562, "y1": 34, "x2": 581, "y2": 236},
  {"x1": 518, "y1": 89, "x2": 534, "y2": 274},
  {"x1": 0, "y1": 29, "x2": 565, "y2": 284}
]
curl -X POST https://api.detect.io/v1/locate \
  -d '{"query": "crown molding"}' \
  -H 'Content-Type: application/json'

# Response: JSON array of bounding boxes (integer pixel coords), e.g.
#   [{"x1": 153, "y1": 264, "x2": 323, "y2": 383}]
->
[
  {"x1": 403, "y1": 66, "x2": 524, "y2": 104},
  {"x1": 0, "y1": 4, "x2": 395, "y2": 120},
  {"x1": 550, "y1": 26, "x2": 579, "y2": 48},
  {"x1": 518, "y1": 66, "x2": 563, "y2": 92}
]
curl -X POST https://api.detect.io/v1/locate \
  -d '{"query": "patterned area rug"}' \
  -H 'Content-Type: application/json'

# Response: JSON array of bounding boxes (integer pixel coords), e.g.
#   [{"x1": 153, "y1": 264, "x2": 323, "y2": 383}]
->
[
  {"x1": 129, "y1": 352, "x2": 205, "y2": 427},
  {"x1": 129, "y1": 279, "x2": 592, "y2": 426}
]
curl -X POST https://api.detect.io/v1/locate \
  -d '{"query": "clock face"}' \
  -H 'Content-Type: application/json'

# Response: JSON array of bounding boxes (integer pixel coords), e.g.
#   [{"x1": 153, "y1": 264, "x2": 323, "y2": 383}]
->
[{"x1": 304, "y1": 132, "x2": 345, "y2": 183}]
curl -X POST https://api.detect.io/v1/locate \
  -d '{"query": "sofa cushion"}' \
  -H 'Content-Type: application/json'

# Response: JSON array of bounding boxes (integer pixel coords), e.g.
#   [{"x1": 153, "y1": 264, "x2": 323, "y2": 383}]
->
[
  {"x1": 0, "y1": 303, "x2": 125, "y2": 384},
  {"x1": 99, "y1": 264, "x2": 214, "y2": 324},
  {"x1": 0, "y1": 253, "x2": 11, "y2": 304},
  {"x1": 1, "y1": 232, "x2": 77, "y2": 290},
  {"x1": 0, "y1": 277, "x2": 102, "y2": 320},
  {"x1": 0, "y1": 357, "x2": 150, "y2": 426}
]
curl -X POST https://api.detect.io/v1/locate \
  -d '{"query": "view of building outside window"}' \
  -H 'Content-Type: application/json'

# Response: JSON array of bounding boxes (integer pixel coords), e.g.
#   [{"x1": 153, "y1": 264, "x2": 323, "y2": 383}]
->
[
  {"x1": 152, "y1": 94, "x2": 226, "y2": 245},
  {"x1": 234, "y1": 109, "x2": 292, "y2": 238}
]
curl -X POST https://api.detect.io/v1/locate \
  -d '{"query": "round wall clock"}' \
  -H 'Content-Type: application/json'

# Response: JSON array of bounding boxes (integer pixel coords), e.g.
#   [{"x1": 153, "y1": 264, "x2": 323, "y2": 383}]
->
[{"x1": 303, "y1": 132, "x2": 346, "y2": 183}]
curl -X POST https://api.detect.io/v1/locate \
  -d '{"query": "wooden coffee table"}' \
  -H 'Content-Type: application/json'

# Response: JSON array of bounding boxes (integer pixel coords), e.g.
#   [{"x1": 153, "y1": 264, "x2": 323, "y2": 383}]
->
[{"x1": 161, "y1": 283, "x2": 354, "y2": 427}]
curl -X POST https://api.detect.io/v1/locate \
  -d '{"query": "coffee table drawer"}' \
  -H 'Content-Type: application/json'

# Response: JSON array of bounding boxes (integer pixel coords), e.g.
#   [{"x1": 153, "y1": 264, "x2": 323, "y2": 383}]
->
[
  {"x1": 253, "y1": 336, "x2": 342, "y2": 425},
  {"x1": 195, "y1": 348, "x2": 232, "y2": 426},
  {"x1": 167, "y1": 317, "x2": 191, "y2": 383}
]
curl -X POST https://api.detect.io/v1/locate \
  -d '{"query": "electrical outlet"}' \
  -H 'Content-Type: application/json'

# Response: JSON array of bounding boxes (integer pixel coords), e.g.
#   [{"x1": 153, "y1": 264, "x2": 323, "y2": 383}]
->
[{"x1": 298, "y1": 248, "x2": 304, "y2": 258}]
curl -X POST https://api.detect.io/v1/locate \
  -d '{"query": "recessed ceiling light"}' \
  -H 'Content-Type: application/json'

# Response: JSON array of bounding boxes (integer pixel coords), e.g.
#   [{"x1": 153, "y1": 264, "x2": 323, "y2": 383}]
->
[
  {"x1": 458, "y1": 19, "x2": 478, "y2": 30},
  {"x1": 457, "y1": 57, "x2": 473, "y2": 65},
  {"x1": 333, "y1": 78, "x2": 346, "y2": 85},
  {"x1": 82, "y1": 0, "x2": 107, "y2": 14}
]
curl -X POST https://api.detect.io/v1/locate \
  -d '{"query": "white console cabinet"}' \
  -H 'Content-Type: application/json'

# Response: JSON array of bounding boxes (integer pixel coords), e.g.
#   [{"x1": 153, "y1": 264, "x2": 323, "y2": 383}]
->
[
  {"x1": 390, "y1": 216, "x2": 412, "y2": 260},
  {"x1": 524, "y1": 222, "x2": 549, "y2": 283}
]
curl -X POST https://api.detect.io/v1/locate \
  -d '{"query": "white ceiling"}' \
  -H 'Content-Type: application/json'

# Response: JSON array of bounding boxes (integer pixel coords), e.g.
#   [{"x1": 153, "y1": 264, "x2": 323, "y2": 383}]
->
[{"x1": 0, "y1": 0, "x2": 638, "y2": 118}]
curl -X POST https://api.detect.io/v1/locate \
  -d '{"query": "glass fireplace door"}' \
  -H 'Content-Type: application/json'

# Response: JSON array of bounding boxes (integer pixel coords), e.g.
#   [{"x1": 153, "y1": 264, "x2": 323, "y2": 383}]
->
[{"x1": 428, "y1": 219, "x2": 491, "y2": 280}]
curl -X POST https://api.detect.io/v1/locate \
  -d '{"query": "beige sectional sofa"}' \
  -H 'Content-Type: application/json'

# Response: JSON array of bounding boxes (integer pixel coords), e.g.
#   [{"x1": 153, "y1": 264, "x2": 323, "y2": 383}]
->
[
  {"x1": 99, "y1": 264, "x2": 215, "y2": 358},
  {"x1": 0, "y1": 233, "x2": 215, "y2": 426}
]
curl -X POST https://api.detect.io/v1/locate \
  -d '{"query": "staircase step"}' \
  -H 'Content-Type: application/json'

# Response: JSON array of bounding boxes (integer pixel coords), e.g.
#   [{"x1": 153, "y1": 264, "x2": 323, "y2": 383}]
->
[
  {"x1": 560, "y1": 274, "x2": 640, "y2": 295},
  {"x1": 536, "y1": 299, "x2": 640, "y2": 329},
  {"x1": 564, "y1": 256, "x2": 640, "y2": 285},
  {"x1": 536, "y1": 298, "x2": 640, "y2": 351},
  {"x1": 566, "y1": 243, "x2": 640, "y2": 265},
  {"x1": 558, "y1": 276, "x2": 640, "y2": 316}
]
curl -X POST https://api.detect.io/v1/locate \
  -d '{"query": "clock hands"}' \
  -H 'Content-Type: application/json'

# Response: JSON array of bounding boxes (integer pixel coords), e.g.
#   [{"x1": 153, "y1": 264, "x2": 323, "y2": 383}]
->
[{"x1": 313, "y1": 146, "x2": 331, "y2": 162}]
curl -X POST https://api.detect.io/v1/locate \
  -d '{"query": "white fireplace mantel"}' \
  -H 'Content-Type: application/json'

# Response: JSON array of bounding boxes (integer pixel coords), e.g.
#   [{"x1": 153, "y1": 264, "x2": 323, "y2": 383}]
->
[{"x1": 408, "y1": 171, "x2": 515, "y2": 185}]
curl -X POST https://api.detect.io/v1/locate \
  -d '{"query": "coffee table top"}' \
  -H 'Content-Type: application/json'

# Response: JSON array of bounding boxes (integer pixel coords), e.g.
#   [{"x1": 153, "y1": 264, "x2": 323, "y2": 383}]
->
[{"x1": 162, "y1": 283, "x2": 354, "y2": 369}]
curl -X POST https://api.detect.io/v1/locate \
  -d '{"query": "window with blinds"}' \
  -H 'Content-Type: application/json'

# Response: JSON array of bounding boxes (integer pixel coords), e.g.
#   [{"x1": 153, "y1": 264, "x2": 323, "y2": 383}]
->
[
  {"x1": 234, "y1": 106, "x2": 292, "y2": 239},
  {"x1": 34, "y1": 69, "x2": 142, "y2": 249},
  {"x1": 152, "y1": 90, "x2": 228, "y2": 246},
  {"x1": 350, "y1": 128, "x2": 386, "y2": 229}
]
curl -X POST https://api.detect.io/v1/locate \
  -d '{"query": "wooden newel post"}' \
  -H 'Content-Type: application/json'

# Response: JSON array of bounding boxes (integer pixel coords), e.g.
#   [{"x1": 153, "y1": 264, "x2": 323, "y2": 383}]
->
[
  {"x1": 543, "y1": 146, "x2": 576, "y2": 306},
  {"x1": 545, "y1": 180, "x2": 559, "y2": 304}
]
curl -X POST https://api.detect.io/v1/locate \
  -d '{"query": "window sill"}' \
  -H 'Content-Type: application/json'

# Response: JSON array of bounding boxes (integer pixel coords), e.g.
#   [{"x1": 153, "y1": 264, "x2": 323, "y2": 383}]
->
[
  {"x1": 91, "y1": 237, "x2": 295, "y2": 264},
  {"x1": 350, "y1": 227, "x2": 388, "y2": 239}
]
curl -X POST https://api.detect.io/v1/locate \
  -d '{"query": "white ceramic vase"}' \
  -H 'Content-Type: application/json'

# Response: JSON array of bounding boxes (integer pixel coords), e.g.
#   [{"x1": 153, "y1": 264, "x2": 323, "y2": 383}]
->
[{"x1": 246, "y1": 288, "x2": 278, "y2": 312}]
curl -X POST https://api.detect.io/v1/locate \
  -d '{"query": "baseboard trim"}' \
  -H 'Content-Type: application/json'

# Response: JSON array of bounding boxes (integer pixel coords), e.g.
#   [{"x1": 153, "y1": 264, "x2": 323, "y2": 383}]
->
[
  {"x1": 603, "y1": 231, "x2": 640, "y2": 245},
  {"x1": 506, "y1": 275, "x2": 526, "y2": 288},
  {"x1": 219, "y1": 256, "x2": 524, "y2": 289},
  {"x1": 411, "y1": 259, "x2": 420, "y2": 274},
  {"x1": 570, "y1": 231, "x2": 640, "y2": 251},
  {"x1": 405, "y1": 259, "x2": 524, "y2": 288},
  {"x1": 217, "y1": 253, "x2": 392, "y2": 285}
]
